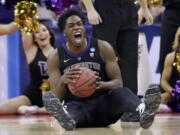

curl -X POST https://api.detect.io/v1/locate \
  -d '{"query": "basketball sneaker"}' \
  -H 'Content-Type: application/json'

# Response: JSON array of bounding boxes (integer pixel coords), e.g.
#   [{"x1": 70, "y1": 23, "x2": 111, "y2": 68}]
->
[
  {"x1": 121, "y1": 112, "x2": 140, "y2": 122},
  {"x1": 140, "y1": 84, "x2": 161, "y2": 129},
  {"x1": 43, "y1": 91, "x2": 76, "y2": 130}
]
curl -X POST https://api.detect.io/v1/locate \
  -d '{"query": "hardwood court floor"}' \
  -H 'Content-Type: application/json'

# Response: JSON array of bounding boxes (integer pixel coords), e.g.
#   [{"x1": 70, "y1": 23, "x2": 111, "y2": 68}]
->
[{"x1": 0, "y1": 113, "x2": 180, "y2": 135}]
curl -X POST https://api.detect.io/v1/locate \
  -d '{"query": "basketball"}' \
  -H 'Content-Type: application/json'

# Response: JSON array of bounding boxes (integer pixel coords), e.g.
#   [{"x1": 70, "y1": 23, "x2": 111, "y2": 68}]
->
[{"x1": 68, "y1": 67, "x2": 97, "y2": 98}]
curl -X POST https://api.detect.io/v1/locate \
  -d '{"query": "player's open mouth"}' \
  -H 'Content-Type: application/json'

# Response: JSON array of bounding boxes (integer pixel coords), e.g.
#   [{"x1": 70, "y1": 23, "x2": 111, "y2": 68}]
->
[{"x1": 74, "y1": 32, "x2": 82, "y2": 39}]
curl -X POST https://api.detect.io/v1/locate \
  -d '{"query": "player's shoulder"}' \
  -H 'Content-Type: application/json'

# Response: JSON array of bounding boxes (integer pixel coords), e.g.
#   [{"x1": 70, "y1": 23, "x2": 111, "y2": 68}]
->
[{"x1": 97, "y1": 39, "x2": 114, "y2": 52}]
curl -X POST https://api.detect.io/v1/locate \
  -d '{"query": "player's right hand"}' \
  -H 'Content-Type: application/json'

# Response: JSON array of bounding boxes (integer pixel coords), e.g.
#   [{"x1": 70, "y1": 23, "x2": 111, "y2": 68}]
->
[{"x1": 61, "y1": 65, "x2": 81, "y2": 84}]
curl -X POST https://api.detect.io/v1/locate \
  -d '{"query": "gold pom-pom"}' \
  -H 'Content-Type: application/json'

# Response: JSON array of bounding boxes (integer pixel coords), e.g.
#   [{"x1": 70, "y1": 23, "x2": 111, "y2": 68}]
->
[
  {"x1": 40, "y1": 79, "x2": 51, "y2": 95},
  {"x1": 147, "y1": 0, "x2": 162, "y2": 6},
  {"x1": 135, "y1": 0, "x2": 162, "y2": 6},
  {"x1": 173, "y1": 52, "x2": 180, "y2": 73},
  {"x1": 14, "y1": 1, "x2": 39, "y2": 35}
]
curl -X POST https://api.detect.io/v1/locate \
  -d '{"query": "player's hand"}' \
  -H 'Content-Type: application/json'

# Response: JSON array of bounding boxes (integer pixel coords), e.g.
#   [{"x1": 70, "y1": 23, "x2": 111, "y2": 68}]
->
[
  {"x1": 61, "y1": 65, "x2": 81, "y2": 84},
  {"x1": 94, "y1": 71, "x2": 107, "y2": 90},
  {"x1": 96, "y1": 81, "x2": 107, "y2": 90},
  {"x1": 87, "y1": 9, "x2": 102, "y2": 25},
  {"x1": 93, "y1": 71, "x2": 104, "y2": 90}
]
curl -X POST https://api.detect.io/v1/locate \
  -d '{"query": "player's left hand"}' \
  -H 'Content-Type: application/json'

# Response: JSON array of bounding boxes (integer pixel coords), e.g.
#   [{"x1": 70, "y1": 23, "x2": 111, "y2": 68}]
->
[
  {"x1": 95, "y1": 71, "x2": 107, "y2": 90},
  {"x1": 96, "y1": 81, "x2": 107, "y2": 90},
  {"x1": 93, "y1": 71, "x2": 104, "y2": 90}
]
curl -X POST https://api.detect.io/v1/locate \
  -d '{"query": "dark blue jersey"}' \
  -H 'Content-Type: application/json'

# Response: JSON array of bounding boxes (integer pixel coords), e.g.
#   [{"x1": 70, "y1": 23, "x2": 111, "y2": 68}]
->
[{"x1": 57, "y1": 37, "x2": 109, "y2": 102}]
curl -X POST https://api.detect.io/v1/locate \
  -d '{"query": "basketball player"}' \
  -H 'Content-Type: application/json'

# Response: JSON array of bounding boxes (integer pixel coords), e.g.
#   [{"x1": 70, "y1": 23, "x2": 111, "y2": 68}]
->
[
  {"x1": 0, "y1": 22, "x2": 19, "y2": 36},
  {"x1": 0, "y1": 23, "x2": 55, "y2": 114},
  {"x1": 43, "y1": 9, "x2": 161, "y2": 130}
]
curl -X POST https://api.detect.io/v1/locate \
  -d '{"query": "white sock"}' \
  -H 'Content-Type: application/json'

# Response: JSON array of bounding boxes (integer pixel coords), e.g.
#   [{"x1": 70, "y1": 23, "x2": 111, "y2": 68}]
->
[
  {"x1": 136, "y1": 103, "x2": 145, "y2": 116},
  {"x1": 17, "y1": 105, "x2": 38, "y2": 114}
]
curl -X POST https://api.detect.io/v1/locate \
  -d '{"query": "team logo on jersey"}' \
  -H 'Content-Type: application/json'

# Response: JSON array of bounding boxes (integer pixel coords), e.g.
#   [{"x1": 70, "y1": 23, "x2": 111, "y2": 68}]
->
[
  {"x1": 89, "y1": 47, "x2": 95, "y2": 58},
  {"x1": 77, "y1": 57, "x2": 81, "y2": 61},
  {"x1": 64, "y1": 58, "x2": 71, "y2": 63},
  {"x1": 38, "y1": 61, "x2": 48, "y2": 76}
]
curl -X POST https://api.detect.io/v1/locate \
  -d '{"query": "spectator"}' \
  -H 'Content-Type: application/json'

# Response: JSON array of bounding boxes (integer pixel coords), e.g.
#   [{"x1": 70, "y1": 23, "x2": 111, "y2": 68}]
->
[{"x1": 158, "y1": 27, "x2": 180, "y2": 113}]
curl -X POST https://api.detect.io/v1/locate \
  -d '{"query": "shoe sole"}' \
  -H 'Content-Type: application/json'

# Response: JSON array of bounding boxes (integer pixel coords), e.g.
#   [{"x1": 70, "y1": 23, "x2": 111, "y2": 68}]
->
[
  {"x1": 140, "y1": 84, "x2": 161, "y2": 129},
  {"x1": 121, "y1": 112, "x2": 140, "y2": 122},
  {"x1": 43, "y1": 92, "x2": 76, "y2": 130}
]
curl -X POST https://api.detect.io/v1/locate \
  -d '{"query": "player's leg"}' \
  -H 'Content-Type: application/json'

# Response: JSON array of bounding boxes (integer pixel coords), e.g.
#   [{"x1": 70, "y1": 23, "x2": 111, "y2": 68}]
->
[
  {"x1": 91, "y1": 88, "x2": 141, "y2": 126},
  {"x1": 43, "y1": 91, "x2": 76, "y2": 130},
  {"x1": 64, "y1": 101, "x2": 91, "y2": 128},
  {"x1": 140, "y1": 84, "x2": 161, "y2": 129},
  {"x1": 43, "y1": 91, "x2": 89, "y2": 130},
  {"x1": 103, "y1": 85, "x2": 161, "y2": 129},
  {"x1": 106, "y1": 88, "x2": 141, "y2": 115}
]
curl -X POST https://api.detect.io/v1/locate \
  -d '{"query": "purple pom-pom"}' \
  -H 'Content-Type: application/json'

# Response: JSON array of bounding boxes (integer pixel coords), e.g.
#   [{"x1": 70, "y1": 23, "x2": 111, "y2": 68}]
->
[
  {"x1": 167, "y1": 80, "x2": 180, "y2": 112},
  {"x1": 43, "y1": 0, "x2": 79, "y2": 15},
  {"x1": 172, "y1": 80, "x2": 180, "y2": 100}
]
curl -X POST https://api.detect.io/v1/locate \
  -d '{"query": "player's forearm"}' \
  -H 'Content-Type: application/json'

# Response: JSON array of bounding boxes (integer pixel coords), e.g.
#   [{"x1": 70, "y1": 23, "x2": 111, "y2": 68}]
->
[{"x1": 103, "y1": 79, "x2": 123, "y2": 89}]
